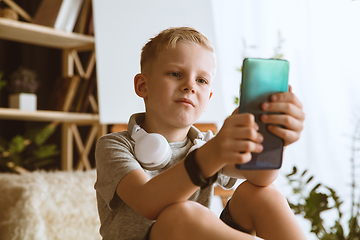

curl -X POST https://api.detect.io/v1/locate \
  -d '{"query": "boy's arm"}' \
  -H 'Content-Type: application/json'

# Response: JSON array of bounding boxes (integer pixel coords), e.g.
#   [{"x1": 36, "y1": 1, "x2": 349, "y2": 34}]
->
[
  {"x1": 117, "y1": 88, "x2": 304, "y2": 220},
  {"x1": 197, "y1": 86, "x2": 305, "y2": 187},
  {"x1": 116, "y1": 113, "x2": 264, "y2": 220},
  {"x1": 116, "y1": 158, "x2": 203, "y2": 220}
]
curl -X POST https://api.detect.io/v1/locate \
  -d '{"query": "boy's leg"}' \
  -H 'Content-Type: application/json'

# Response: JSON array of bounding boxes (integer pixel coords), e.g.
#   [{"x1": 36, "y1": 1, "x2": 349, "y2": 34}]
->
[
  {"x1": 228, "y1": 180, "x2": 307, "y2": 240},
  {"x1": 149, "y1": 201, "x2": 257, "y2": 240}
]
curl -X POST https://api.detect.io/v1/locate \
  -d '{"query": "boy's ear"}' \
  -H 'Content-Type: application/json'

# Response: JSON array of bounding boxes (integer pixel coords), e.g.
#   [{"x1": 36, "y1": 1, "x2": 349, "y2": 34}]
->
[
  {"x1": 204, "y1": 90, "x2": 213, "y2": 112},
  {"x1": 134, "y1": 73, "x2": 148, "y2": 98}
]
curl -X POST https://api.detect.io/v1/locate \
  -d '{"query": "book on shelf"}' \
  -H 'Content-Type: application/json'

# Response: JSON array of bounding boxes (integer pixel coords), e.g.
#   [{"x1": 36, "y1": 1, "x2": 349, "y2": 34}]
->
[
  {"x1": 63, "y1": 0, "x2": 84, "y2": 32},
  {"x1": 32, "y1": 0, "x2": 64, "y2": 27},
  {"x1": 69, "y1": 77, "x2": 86, "y2": 112},
  {"x1": 53, "y1": 0, "x2": 72, "y2": 30},
  {"x1": 69, "y1": 76, "x2": 97, "y2": 112},
  {"x1": 48, "y1": 76, "x2": 81, "y2": 111},
  {"x1": 86, "y1": 8, "x2": 94, "y2": 36},
  {"x1": 79, "y1": 76, "x2": 97, "y2": 112},
  {"x1": 33, "y1": 0, "x2": 91, "y2": 34},
  {"x1": 73, "y1": 77, "x2": 89, "y2": 112},
  {"x1": 74, "y1": 0, "x2": 92, "y2": 34}
]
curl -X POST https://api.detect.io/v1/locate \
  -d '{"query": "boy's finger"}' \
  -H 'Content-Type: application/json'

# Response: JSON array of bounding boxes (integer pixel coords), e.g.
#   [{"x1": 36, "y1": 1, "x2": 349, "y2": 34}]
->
[
  {"x1": 262, "y1": 102, "x2": 305, "y2": 121},
  {"x1": 261, "y1": 114, "x2": 303, "y2": 132},
  {"x1": 267, "y1": 125, "x2": 300, "y2": 146},
  {"x1": 270, "y1": 92, "x2": 303, "y2": 109},
  {"x1": 227, "y1": 151, "x2": 252, "y2": 165},
  {"x1": 226, "y1": 113, "x2": 258, "y2": 127},
  {"x1": 229, "y1": 140, "x2": 263, "y2": 154},
  {"x1": 229, "y1": 128, "x2": 264, "y2": 143}
]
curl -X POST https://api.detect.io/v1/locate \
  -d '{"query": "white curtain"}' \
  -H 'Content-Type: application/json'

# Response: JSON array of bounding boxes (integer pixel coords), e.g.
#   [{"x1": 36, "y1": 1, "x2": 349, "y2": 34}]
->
[{"x1": 212, "y1": 0, "x2": 360, "y2": 238}]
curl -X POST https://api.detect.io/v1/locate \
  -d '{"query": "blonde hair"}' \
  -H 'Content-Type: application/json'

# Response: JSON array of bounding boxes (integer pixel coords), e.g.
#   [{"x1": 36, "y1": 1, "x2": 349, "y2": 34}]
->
[{"x1": 140, "y1": 27, "x2": 214, "y2": 73}]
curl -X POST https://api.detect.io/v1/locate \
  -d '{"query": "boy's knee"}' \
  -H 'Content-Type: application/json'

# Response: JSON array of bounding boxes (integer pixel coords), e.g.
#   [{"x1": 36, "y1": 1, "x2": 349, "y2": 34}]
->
[
  {"x1": 150, "y1": 201, "x2": 210, "y2": 239},
  {"x1": 158, "y1": 201, "x2": 212, "y2": 225},
  {"x1": 231, "y1": 180, "x2": 287, "y2": 209},
  {"x1": 226, "y1": 181, "x2": 288, "y2": 233}
]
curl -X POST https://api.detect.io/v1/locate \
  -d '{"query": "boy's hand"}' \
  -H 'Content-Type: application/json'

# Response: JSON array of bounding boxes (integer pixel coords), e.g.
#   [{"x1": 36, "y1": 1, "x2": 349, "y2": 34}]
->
[
  {"x1": 260, "y1": 86, "x2": 305, "y2": 146},
  {"x1": 197, "y1": 111, "x2": 264, "y2": 177}
]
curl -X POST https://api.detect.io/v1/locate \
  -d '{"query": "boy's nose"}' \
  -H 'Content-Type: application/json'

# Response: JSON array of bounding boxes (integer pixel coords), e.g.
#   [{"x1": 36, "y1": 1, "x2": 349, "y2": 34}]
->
[
  {"x1": 182, "y1": 86, "x2": 195, "y2": 94},
  {"x1": 182, "y1": 79, "x2": 196, "y2": 94}
]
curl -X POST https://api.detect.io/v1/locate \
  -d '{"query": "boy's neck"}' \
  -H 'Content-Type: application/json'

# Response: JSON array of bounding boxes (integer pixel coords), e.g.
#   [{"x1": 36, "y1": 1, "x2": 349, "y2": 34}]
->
[{"x1": 141, "y1": 119, "x2": 191, "y2": 143}]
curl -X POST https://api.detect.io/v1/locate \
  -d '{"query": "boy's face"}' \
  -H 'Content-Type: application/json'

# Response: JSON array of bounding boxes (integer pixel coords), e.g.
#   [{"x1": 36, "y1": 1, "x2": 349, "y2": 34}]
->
[{"x1": 139, "y1": 42, "x2": 215, "y2": 130}]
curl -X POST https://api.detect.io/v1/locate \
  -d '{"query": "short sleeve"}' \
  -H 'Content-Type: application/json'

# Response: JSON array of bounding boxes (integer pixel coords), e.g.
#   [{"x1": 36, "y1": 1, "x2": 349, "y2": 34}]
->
[
  {"x1": 216, "y1": 173, "x2": 238, "y2": 190},
  {"x1": 94, "y1": 132, "x2": 141, "y2": 210}
]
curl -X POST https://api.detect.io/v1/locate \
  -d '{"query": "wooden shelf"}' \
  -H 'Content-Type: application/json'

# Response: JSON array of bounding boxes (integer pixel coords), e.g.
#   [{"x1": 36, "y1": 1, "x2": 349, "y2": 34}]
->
[
  {"x1": 0, "y1": 108, "x2": 99, "y2": 124},
  {"x1": 0, "y1": 18, "x2": 94, "y2": 50}
]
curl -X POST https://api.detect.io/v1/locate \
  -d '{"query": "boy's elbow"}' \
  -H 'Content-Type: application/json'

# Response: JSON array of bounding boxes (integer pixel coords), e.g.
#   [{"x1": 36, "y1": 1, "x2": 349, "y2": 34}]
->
[
  {"x1": 137, "y1": 204, "x2": 162, "y2": 221},
  {"x1": 249, "y1": 178, "x2": 275, "y2": 187},
  {"x1": 142, "y1": 210, "x2": 159, "y2": 221}
]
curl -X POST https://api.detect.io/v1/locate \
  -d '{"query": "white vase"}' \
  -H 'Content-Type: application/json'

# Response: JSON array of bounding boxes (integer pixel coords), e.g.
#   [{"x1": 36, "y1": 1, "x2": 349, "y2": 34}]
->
[{"x1": 9, "y1": 93, "x2": 37, "y2": 111}]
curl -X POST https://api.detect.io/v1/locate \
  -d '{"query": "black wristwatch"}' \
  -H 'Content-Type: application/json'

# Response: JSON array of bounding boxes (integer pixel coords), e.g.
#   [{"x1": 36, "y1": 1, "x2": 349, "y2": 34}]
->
[{"x1": 184, "y1": 149, "x2": 218, "y2": 189}]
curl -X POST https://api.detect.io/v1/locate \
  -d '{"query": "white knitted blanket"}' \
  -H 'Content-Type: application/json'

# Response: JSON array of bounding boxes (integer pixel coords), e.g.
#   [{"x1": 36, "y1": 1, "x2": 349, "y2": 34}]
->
[{"x1": 0, "y1": 170, "x2": 101, "y2": 240}]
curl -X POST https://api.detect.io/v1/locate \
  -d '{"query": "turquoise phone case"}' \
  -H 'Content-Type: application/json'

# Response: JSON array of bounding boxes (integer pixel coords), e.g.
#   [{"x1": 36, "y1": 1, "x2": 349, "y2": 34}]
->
[{"x1": 237, "y1": 58, "x2": 289, "y2": 170}]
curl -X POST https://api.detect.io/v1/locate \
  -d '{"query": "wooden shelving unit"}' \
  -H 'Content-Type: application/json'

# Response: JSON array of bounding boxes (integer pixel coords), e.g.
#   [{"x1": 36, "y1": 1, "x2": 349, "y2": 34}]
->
[
  {"x1": 0, "y1": 18, "x2": 94, "y2": 49},
  {"x1": 0, "y1": 107, "x2": 99, "y2": 123},
  {"x1": 0, "y1": 17, "x2": 105, "y2": 171}
]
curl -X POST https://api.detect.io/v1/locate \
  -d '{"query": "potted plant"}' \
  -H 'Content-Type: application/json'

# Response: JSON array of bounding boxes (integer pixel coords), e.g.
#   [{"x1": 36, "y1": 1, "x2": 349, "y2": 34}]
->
[
  {"x1": 0, "y1": 123, "x2": 59, "y2": 173},
  {"x1": 7, "y1": 66, "x2": 40, "y2": 111},
  {"x1": 285, "y1": 116, "x2": 360, "y2": 239}
]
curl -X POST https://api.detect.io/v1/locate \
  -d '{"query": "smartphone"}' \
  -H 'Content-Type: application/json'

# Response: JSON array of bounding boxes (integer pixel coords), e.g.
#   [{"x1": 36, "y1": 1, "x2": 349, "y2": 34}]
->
[{"x1": 236, "y1": 58, "x2": 289, "y2": 170}]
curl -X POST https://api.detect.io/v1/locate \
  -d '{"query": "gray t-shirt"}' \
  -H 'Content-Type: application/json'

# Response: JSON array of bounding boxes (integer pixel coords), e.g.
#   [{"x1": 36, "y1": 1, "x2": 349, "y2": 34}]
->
[{"x1": 95, "y1": 114, "x2": 237, "y2": 239}]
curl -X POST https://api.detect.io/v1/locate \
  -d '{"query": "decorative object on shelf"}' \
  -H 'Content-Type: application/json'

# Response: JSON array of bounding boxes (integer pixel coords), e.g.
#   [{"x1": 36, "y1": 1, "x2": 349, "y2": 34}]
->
[
  {"x1": 0, "y1": 7, "x2": 18, "y2": 20},
  {"x1": 7, "y1": 66, "x2": 39, "y2": 111},
  {"x1": 0, "y1": 0, "x2": 32, "y2": 22},
  {"x1": 0, "y1": 123, "x2": 59, "y2": 174},
  {"x1": 9, "y1": 93, "x2": 37, "y2": 111}
]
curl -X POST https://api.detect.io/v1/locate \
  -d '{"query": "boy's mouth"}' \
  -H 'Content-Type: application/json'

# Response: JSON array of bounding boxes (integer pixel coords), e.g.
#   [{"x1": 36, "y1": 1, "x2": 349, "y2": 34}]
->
[{"x1": 175, "y1": 98, "x2": 195, "y2": 107}]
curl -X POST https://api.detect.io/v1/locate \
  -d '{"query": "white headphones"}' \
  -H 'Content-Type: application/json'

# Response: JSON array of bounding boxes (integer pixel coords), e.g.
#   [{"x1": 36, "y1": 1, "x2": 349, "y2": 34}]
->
[
  {"x1": 131, "y1": 125, "x2": 172, "y2": 170},
  {"x1": 129, "y1": 113, "x2": 213, "y2": 170}
]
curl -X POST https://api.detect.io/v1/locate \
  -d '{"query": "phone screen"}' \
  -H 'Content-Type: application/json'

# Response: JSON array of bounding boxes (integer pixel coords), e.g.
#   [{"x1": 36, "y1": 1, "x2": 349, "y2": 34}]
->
[{"x1": 236, "y1": 58, "x2": 289, "y2": 170}]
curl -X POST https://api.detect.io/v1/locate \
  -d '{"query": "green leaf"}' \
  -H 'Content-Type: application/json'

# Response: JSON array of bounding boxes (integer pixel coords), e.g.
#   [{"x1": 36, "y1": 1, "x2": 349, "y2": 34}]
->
[
  {"x1": 34, "y1": 125, "x2": 56, "y2": 146},
  {"x1": 311, "y1": 183, "x2": 322, "y2": 192},
  {"x1": 332, "y1": 221, "x2": 345, "y2": 239},
  {"x1": 33, "y1": 144, "x2": 59, "y2": 158},
  {"x1": 8, "y1": 135, "x2": 27, "y2": 154},
  {"x1": 306, "y1": 176, "x2": 314, "y2": 184},
  {"x1": 234, "y1": 97, "x2": 239, "y2": 105},
  {"x1": 286, "y1": 166, "x2": 297, "y2": 177},
  {"x1": 304, "y1": 192, "x2": 331, "y2": 236},
  {"x1": 25, "y1": 124, "x2": 56, "y2": 146}
]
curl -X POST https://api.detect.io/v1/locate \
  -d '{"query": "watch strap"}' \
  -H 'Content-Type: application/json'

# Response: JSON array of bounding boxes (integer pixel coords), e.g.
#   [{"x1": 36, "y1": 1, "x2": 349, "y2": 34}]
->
[{"x1": 184, "y1": 149, "x2": 218, "y2": 189}]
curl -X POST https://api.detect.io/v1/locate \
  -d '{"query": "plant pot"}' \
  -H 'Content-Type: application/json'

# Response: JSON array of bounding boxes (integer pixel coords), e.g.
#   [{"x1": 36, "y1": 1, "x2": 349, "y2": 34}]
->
[{"x1": 9, "y1": 93, "x2": 37, "y2": 111}]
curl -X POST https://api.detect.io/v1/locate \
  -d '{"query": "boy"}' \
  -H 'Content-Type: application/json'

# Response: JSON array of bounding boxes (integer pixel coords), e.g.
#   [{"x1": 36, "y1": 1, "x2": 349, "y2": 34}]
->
[{"x1": 95, "y1": 27, "x2": 307, "y2": 240}]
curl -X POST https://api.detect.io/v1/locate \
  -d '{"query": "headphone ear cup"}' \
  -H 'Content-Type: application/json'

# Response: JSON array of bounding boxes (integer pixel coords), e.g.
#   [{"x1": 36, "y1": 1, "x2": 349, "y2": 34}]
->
[{"x1": 134, "y1": 133, "x2": 172, "y2": 170}]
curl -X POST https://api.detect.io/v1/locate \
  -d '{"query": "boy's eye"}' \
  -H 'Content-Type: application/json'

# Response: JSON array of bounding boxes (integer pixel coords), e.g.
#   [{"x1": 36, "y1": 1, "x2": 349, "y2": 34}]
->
[
  {"x1": 170, "y1": 72, "x2": 181, "y2": 77},
  {"x1": 197, "y1": 78, "x2": 208, "y2": 84}
]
